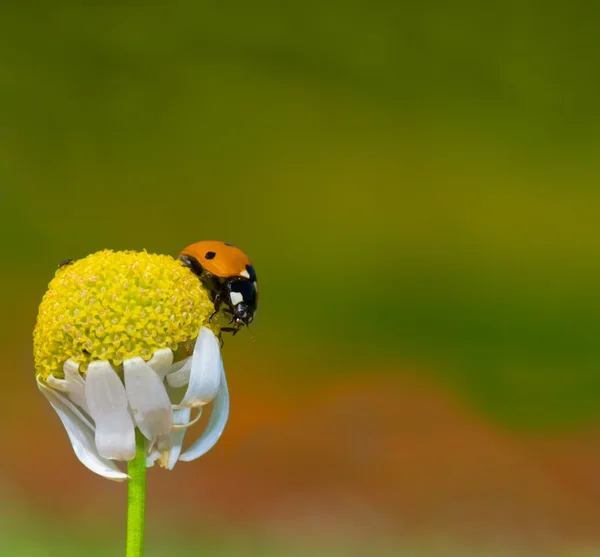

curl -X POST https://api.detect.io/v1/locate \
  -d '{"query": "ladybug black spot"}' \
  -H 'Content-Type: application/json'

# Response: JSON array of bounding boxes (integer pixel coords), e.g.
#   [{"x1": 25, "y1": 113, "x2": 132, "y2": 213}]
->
[{"x1": 205, "y1": 251, "x2": 216, "y2": 260}]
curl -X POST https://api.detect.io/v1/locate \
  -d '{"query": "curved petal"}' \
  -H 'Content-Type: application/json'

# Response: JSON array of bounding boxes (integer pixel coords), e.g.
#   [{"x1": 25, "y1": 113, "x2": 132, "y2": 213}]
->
[
  {"x1": 147, "y1": 348, "x2": 174, "y2": 380},
  {"x1": 46, "y1": 374, "x2": 68, "y2": 392},
  {"x1": 179, "y1": 367, "x2": 229, "y2": 462},
  {"x1": 169, "y1": 356, "x2": 191, "y2": 375},
  {"x1": 85, "y1": 361, "x2": 136, "y2": 461},
  {"x1": 176, "y1": 327, "x2": 222, "y2": 409},
  {"x1": 46, "y1": 360, "x2": 89, "y2": 414},
  {"x1": 172, "y1": 408, "x2": 202, "y2": 430},
  {"x1": 124, "y1": 357, "x2": 173, "y2": 442},
  {"x1": 166, "y1": 358, "x2": 192, "y2": 389},
  {"x1": 63, "y1": 359, "x2": 89, "y2": 412},
  {"x1": 146, "y1": 447, "x2": 160, "y2": 467},
  {"x1": 37, "y1": 377, "x2": 128, "y2": 481},
  {"x1": 154, "y1": 407, "x2": 194, "y2": 470}
]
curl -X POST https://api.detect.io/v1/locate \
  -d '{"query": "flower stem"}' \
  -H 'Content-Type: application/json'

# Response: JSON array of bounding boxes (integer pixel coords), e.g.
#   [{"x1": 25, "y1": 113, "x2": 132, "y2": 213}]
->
[{"x1": 126, "y1": 429, "x2": 147, "y2": 557}]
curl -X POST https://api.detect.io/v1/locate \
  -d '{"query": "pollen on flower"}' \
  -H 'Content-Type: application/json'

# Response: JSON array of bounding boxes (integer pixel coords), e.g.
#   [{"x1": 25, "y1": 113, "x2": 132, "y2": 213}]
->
[{"x1": 33, "y1": 250, "x2": 219, "y2": 380}]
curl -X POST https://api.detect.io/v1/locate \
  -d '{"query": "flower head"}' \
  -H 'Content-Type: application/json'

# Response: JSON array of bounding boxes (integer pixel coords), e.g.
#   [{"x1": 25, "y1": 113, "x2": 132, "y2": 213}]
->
[{"x1": 34, "y1": 250, "x2": 230, "y2": 480}]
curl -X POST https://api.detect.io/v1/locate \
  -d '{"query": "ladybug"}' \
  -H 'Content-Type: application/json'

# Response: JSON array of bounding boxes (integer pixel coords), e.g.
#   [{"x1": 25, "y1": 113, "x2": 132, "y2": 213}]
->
[{"x1": 179, "y1": 241, "x2": 257, "y2": 335}]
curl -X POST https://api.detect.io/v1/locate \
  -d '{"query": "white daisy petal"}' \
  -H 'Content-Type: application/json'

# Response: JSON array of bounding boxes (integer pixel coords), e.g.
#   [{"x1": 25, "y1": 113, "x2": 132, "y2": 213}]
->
[
  {"x1": 63, "y1": 359, "x2": 89, "y2": 412},
  {"x1": 172, "y1": 408, "x2": 202, "y2": 430},
  {"x1": 166, "y1": 358, "x2": 192, "y2": 389},
  {"x1": 124, "y1": 356, "x2": 173, "y2": 441},
  {"x1": 157, "y1": 407, "x2": 196, "y2": 470},
  {"x1": 169, "y1": 356, "x2": 191, "y2": 374},
  {"x1": 37, "y1": 377, "x2": 128, "y2": 481},
  {"x1": 176, "y1": 327, "x2": 222, "y2": 409},
  {"x1": 85, "y1": 361, "x2": 136, "y2": 461},
  {"x1": 146, "y1": 447, "x2": 160, "y2": 467},
  {"x1": 46, "y1": 374, "x2": 69, "y2": 392},
  {"x1": 147, "y1": 348, "x2": 174, "y2": 379},
  {"x1": 179, "y1": 367, "x2": 229, "y2": 462},
  {"x1": 46, "y1": 361, "x2": 89, "y2": 414},
  {"x1": 167, "y1": 357, "x2": 192, "y2": 389}
]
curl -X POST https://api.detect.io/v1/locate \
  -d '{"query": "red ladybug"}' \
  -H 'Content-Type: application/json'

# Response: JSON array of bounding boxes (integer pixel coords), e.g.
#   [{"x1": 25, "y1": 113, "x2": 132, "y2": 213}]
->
[{"x1": 179, "y1": 241, "x2": 257, "y2": 335}]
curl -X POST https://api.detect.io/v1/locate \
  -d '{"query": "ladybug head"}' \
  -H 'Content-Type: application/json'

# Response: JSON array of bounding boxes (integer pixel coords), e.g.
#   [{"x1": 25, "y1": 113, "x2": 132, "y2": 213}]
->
[
  {"x1": 227, "y1": 279, "x2": 257, "y2": 329},
  {"x1": 233, "y1": 302, "x2": 253, "y2": 325}
]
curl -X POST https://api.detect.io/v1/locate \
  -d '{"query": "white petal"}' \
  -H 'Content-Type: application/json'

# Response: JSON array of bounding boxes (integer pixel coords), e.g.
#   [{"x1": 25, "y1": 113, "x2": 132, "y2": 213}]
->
[
  {"x1": 146, "y1": 447, "x2": 160, "y2": 467},
  {"x1": 124, "y1": 356, "x2": 173, "y2": 441},
  {"x1": 37, "y1": 377, "x2": 128, "y2": 481},
  {"x1": 63, "y1": 359, "x2": 89, "y2": 412},
  {"x1": 154, "y1": 407, "x2": 192, "y2": 470},
  {"x1": 39, "y1": 377, "x2": 94, "y2": 430},
  {"x1": 179, "y1": 366, "x2": 229, "y2": 462},
  {"x1": 172, "y1": 408, "x2": 202, "y2": 430},
  {"x1": 85, "y1": 361, "x2": 136, "y2": 461},
  {"x1": 169, "y1": 356, "x2": 191, "y2": 374},
  {"x1": 176, "y1": 327, "x2": 222, "y2": 409},
  {"x1": 147, "y1": 348, "x2": 174, "y2": 379},
  {"x1": 46, "y1": 361, "x2": 89, "y2": 414},
  {"x1": 166, "y1": 358, "x2": 192, "y2": 389},
  {"x1": 46, "y1": 374, "x2": 69, "y2": 391}
]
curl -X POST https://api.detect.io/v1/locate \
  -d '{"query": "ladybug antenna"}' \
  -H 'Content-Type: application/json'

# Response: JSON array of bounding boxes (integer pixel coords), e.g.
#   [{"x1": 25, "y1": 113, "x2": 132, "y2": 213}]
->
[{"x1": 246, "y1": 323, "x2": 255, "y2": 342}]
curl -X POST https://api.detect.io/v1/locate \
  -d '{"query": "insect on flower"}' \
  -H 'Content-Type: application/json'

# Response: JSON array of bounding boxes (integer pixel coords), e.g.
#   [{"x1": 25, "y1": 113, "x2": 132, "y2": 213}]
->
[
  {"x1": 33, "y1": 250, "x2": 230, "y2": 480},
  {"x1": 179, "y1": 240, "x2": 258, "y2": 335}
]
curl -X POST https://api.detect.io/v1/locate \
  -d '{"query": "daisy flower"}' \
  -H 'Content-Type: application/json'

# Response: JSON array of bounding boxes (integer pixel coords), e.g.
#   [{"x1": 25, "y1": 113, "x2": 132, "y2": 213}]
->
[{"x1": 33, "y1": 249, "x2": 230, "y2": 481}]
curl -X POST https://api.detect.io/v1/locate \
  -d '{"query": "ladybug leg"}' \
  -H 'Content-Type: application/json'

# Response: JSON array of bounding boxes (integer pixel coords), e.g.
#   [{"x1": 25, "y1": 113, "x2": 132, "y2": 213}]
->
[
  {"x1": 208, "y1": 293, "x2": 223, "y2": 323},
  {"x1": 180, "y1": 257, "x2": 224, "y2": 305},
  {"x1": 219, "y1": 307, "x2": 235, "y2": 324},
  {"x1": 221, "y1": 319, "x2": 243, "y2": 336}
]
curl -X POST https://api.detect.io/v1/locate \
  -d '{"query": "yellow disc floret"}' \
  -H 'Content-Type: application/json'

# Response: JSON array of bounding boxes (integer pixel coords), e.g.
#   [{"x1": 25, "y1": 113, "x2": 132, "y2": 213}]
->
[{"x1": 34, "y1": 250, "x2": 217, "y2": 379}]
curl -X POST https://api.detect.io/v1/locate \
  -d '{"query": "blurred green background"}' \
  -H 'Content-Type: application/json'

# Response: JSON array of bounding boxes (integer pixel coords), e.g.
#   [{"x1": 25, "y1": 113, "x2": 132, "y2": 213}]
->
[{"x1": 1, "y1": 2, "x2": 600, "y2": 556}]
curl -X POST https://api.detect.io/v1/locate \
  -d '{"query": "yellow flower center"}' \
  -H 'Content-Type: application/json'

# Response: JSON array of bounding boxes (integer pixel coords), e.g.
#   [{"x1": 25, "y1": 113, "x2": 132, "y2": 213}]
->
[{"x1": 33, "y1": 250, "x2": 217, "y2": 379}]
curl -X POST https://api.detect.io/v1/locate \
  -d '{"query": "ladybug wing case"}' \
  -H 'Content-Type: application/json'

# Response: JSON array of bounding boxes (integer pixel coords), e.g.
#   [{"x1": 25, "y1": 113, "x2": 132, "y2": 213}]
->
[{"x1": 181, "y1": 240, "x2": 252, "y2": 278}]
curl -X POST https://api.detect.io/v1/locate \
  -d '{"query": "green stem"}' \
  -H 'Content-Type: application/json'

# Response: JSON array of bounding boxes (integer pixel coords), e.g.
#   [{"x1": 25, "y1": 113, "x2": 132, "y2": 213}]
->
[{"x1": 126, "y1": 429, "x2": 147, "y2": 557}]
